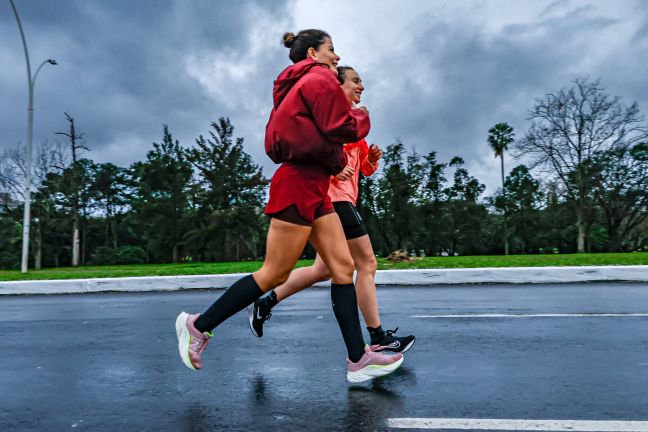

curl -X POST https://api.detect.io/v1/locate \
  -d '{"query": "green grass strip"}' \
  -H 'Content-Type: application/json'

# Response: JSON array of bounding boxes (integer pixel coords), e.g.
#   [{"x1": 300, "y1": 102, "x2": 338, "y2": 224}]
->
[{"x1": 0, "y1": 252, "x2": 646, "y2": 282}]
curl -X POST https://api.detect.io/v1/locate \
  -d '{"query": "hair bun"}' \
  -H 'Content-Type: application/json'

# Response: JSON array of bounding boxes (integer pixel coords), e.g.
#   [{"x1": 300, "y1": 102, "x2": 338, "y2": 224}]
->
[{"x1": 282, "y1": 32, "x2": 296, "y2": 48}]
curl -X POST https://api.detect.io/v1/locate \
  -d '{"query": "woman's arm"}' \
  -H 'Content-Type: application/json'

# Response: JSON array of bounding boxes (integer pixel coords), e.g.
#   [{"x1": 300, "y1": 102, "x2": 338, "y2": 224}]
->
[{"x1": 360, "y1": 144, "x2": 382, "y2": 176}]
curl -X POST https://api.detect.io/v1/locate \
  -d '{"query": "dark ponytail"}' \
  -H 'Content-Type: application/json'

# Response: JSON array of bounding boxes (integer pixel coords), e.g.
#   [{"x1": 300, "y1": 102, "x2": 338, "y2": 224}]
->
[{"x1": 282, "y1": 29, "x2": 331, "y2": 63}]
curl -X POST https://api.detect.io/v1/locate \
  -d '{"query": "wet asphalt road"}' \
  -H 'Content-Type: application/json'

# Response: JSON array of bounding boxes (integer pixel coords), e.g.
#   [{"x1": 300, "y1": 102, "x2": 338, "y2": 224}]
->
[{"x1": 1, "y1": 283, "x2": 648, "y2": 431}]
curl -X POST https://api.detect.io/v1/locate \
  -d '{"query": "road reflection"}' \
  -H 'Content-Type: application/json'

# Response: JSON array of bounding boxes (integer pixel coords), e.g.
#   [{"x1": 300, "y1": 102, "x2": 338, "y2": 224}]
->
[
  {"x1": 344, "y1": 368, "x2": 412, "y2": 431},
  {"x1": 177, "y1": 368, "x2": 413, "y2": 431}
]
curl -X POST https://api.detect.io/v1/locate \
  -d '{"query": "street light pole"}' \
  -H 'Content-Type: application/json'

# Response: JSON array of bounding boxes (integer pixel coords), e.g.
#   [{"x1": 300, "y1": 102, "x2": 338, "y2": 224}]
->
[{"x1": 9, "y1": 0, "x2": 57, "y2": 273}]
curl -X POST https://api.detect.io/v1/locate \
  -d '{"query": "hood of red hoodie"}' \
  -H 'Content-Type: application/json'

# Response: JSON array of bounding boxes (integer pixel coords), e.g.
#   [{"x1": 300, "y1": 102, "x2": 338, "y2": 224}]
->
[{"x1": 272, "y1": 59, "x2": 332, "y2": 109}]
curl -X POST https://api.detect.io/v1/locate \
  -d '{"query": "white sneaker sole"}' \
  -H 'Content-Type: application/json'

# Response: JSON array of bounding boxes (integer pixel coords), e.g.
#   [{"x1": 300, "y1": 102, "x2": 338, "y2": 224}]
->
[
  {"x1": 247, "y1": 305, "x2": 261, "y2": 338},
  {"x1": 401, "y1": 338, "x2": 415, "y2": 353},
  {"x1": 175, "y1": 312, "x2": 196, "y2": 370},
  {"x1": 346, "y1": 356, "x2": 404, "y2": 383}
]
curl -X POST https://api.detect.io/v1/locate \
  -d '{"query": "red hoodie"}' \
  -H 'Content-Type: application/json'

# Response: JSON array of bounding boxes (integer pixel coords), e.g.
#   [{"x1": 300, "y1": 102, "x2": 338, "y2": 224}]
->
[{"x1": 265, "y1": 59, "x2": 371, "y2": 175}]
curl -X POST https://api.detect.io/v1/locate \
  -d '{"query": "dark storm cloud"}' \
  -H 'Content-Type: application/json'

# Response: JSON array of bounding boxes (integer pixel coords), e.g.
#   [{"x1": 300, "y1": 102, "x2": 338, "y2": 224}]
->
[
  {"x1": 2, "y1": 1, "x2": 648, "y2": 196},
  {"x1": 364, "y1": 1, "x2": 648, "y2": 192},
  {"x1": 1, "y1": 0, "x2": 290, "y2": 171}
]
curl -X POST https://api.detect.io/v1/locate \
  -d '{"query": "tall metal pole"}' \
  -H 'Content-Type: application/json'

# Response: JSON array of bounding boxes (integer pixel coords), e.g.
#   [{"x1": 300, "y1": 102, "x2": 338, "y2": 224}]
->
[{"x1": 9, "y1": 0, "x2": 56, "y2": 273}]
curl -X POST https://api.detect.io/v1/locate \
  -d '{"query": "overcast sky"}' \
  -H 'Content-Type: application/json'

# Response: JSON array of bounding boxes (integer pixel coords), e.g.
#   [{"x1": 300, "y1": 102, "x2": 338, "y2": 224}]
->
[{"x1": 2, "y1": 0, "x2": 647, "y2": 195}]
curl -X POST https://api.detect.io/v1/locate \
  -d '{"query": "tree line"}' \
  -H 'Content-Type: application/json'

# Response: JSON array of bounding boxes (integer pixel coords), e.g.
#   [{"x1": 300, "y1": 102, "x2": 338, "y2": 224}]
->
[
  {"x1": 0, "y1": 117, "x2": 266, "y2": 268},
  {"x1": 1, "y1": 77, "x2": 647, "y2": 269}
]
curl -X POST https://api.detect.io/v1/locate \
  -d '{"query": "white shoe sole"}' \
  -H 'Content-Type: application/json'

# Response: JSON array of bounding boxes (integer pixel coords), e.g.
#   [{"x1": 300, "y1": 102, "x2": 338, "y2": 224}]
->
[
  {"x1": 175, "y1": 312, "x2": 196, "y2": 370},
  {"x1": 346, "y1": 356, "x2": 404, "y2": 383},
  {"x1": 401, "y1": 338, "x2": 415, "y2": 353},
  {"x1": 247, "y1": 305, "x2": 261, "y2": 338}
]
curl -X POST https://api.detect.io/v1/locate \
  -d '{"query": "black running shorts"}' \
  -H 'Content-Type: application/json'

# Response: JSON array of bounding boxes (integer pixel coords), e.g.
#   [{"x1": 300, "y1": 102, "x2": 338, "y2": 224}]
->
[{"x1": 332, "y1": 201, "x2": 368, "y2": 240}]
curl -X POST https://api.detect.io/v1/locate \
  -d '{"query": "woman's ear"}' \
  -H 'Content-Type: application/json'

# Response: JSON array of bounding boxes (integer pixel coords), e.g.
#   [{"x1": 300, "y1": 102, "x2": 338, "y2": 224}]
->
[{"x1": 307, "y1": 46, "x2": 317, "y2": 60}]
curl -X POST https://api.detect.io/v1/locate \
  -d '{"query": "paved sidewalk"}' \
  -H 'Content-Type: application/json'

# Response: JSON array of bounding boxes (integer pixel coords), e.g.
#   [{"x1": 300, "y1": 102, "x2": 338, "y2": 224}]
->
[{"x1": 1, "y1": 265, "x2": 647, "y2": 295}]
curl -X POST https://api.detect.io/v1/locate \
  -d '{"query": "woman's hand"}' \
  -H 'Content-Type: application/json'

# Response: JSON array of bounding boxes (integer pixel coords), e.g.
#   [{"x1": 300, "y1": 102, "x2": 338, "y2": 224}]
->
[
  {"x1": 335, "y1": 165, "x2": 355, "y2": 181},
  {"x1": 367, "y1": 144, "x2": 383, "y2": 164}
]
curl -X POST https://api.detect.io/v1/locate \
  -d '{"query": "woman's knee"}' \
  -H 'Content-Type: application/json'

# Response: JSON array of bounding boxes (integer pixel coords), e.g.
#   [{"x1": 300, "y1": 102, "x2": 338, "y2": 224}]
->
[
  {"x1": 254, "y1": 267, "x2": 291, "y2": 291},
  {"x1": 355, "y1": 254, "x2": 377, "y2": 274},
  {"x1": 330, "y1": 256, "x2": 355, "y2": 280},
  {"x1": 313, "y1": 267, "x2": 332, "y2": 282}
]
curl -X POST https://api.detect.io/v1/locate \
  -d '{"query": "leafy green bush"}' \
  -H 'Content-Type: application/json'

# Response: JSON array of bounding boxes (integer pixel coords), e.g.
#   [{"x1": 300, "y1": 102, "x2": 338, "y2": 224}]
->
[{"x1": 90, "y1": 246, "x2": 145, "y2": 265}]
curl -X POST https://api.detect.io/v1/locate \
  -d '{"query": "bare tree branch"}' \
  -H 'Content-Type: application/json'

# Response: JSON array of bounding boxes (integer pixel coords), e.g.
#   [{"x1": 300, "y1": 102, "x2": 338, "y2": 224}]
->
[{"x1": 514, "y1": 77, "x2": 648, "y2": 252}]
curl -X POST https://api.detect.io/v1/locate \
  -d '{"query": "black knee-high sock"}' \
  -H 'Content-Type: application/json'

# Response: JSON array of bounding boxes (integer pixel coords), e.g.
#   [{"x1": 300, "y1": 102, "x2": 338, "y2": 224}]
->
[
  {"x1": 194, "y1": 274, "x2": 264, "y2": 333},
  {"x1": 331, "y1": 283, "x2": 366, "y2": 363}
]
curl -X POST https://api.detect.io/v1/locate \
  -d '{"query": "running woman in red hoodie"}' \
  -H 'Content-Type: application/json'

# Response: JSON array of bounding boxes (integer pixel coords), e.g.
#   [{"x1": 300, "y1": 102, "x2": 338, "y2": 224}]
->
[
  {"x1": 249, "y1": 66, "x2": 416, "y2": 353},
  {"x1": 175, "y1": 29, "x2": 403, "y2": 383}
]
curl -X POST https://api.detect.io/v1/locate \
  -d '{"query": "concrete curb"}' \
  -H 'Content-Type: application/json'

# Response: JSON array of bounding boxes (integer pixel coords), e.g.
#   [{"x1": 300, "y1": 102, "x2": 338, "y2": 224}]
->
[{"x1": 1, "y1": 265, "x2": 647, "y2": 295}]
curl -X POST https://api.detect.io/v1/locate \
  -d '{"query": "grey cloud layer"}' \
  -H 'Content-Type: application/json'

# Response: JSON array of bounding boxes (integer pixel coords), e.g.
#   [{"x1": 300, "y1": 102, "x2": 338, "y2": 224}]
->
[
  {"x1": 2, "y1": 1, "x2": 647, "y2": 195},
  {"x1": 364, "y1": 2, "x2": 648, "y2": 189},
  {"x1": 1, "y1": 0, "x2": 289, "y2": 170}
]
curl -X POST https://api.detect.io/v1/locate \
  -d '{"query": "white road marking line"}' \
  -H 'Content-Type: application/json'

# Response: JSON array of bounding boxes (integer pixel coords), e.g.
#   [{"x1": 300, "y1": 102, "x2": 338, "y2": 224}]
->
[
  {"x1": 411, "y1": 313, "x2": 648, "y2": 318},
  {"x1": 387, "y1": 418, "x2": 648, "y2": 431}
]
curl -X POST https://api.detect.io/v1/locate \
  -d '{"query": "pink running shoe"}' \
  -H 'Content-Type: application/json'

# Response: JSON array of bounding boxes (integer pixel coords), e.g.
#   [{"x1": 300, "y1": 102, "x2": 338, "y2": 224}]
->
[
  {"x1": 175, "y1": 312, "x2": 212, "y2": 370},
  {"x1": 347, "y1": 346, "x2": 404, "y2": 383}
]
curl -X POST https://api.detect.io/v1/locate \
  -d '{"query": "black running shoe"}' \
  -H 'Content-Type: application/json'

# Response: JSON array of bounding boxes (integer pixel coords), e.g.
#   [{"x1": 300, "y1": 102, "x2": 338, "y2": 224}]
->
[
  {"x1": 370, "y1": 327, "x2": 416, "y2": 353},
  {"x1": 248, "y1": 296, "x2": 273, "y2": 338}
]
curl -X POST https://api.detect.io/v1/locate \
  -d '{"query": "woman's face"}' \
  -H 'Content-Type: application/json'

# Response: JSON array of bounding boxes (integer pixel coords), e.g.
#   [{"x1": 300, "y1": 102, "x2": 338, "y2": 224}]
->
[
  {"x1": 308, "y1": 37, "x2": 340, "y2": 71},
  {"x1": 341, "y1": 69, "x2": 364, "y2": 105}
]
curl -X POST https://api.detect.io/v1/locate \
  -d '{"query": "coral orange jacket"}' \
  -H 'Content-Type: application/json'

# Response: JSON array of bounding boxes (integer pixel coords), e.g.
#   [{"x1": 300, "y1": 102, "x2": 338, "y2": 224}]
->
[{"x1": 328, "y1": 139, "x2": 379, "y2": 205}]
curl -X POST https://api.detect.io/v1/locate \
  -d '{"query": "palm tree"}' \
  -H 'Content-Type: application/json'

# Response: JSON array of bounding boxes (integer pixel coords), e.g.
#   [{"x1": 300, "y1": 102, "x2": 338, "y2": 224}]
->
[{"x1": 488, "y1": 122, "x2": 515, "y2": 255}]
